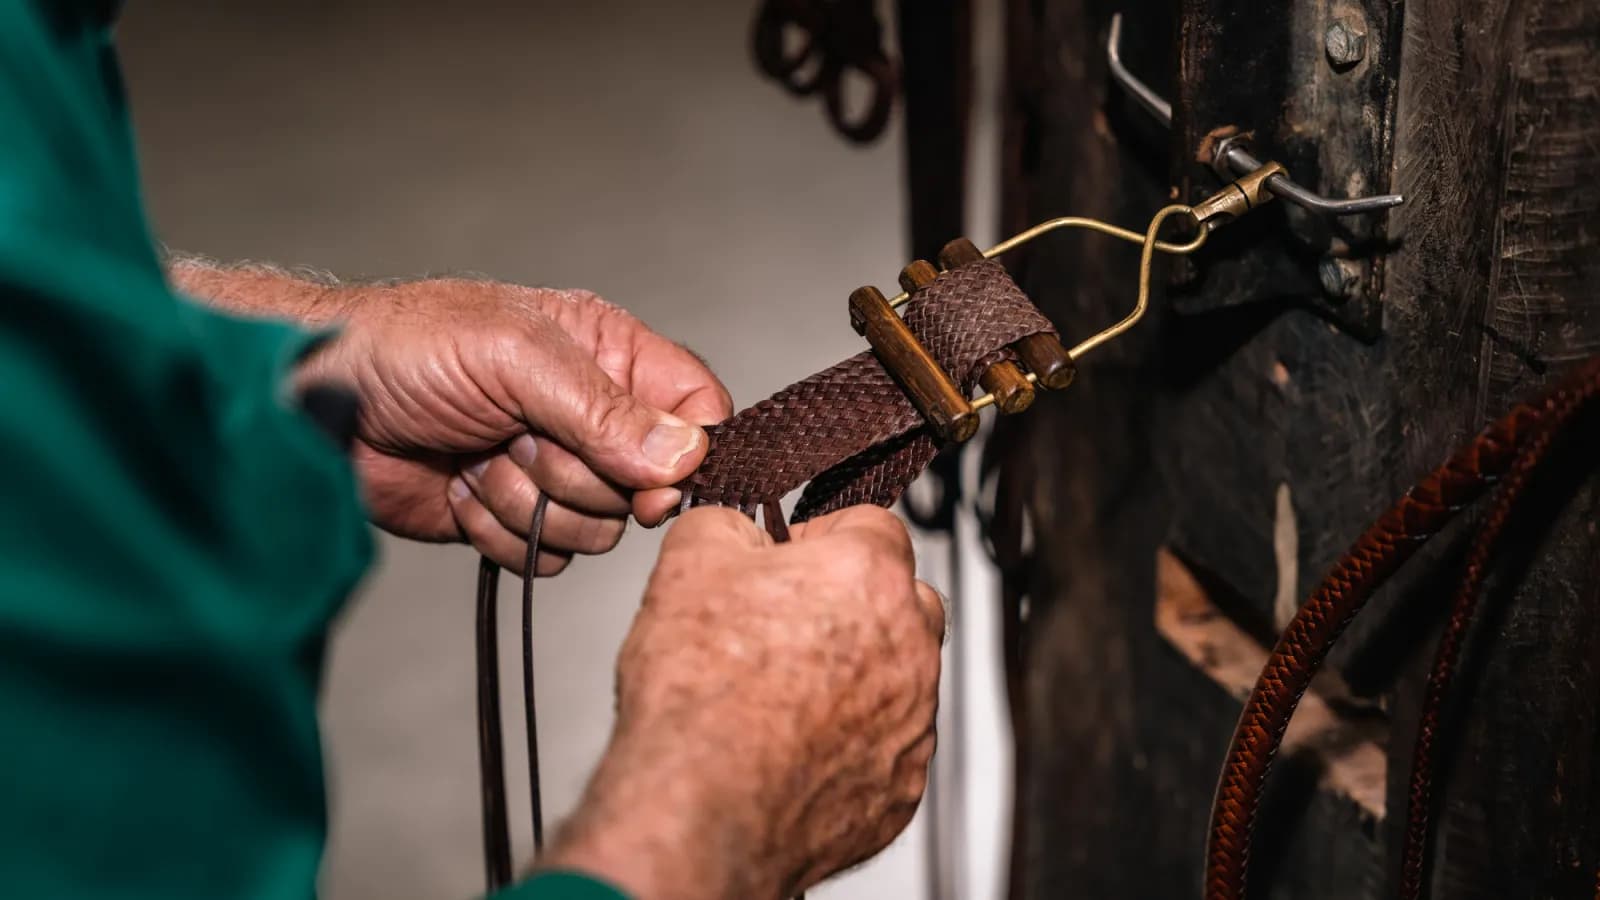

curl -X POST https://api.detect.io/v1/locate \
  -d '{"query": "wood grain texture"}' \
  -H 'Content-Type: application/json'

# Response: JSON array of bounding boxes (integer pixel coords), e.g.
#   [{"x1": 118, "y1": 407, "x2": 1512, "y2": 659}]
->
[
  {"x1": 1389, "y1": 0, "x2": 1600, "y2": 895},
  {"x1": 992, "y1": 0, "x2": 1600, "y2": 896}
]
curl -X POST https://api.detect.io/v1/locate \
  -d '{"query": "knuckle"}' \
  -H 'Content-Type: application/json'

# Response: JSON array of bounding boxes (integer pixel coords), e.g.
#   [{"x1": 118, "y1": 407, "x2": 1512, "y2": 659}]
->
[
  {"x1": 853, "y1": 503, "x2": 911, "y2": 543},
  {"x1": 828, "y1": 537, "x2": 883, "y2": 584},
  {"x1": 577, "y1": 515, "x2": 627, "y2": 554},
  {"x1": 666, "y1": 506, "x2": 758, "y2": 552},
  {"x1": 544, "y1": 453, "x2": 589, "y2": 500},
  {"x1": 584, "y1": 386, "x2": 642, "y2": 447}
]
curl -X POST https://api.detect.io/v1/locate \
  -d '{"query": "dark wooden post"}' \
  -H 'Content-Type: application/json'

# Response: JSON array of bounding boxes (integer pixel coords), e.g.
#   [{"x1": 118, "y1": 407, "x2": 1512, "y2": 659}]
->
[{"x1": 990, "y1": 0, "x2": 1600, "y2": 897}]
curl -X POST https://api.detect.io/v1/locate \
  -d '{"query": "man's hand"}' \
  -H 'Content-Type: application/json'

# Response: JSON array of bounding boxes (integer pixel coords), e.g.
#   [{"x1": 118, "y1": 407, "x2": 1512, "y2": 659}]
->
[
  {"x1": 171, "y1": 261, "x2": 732, "y2": 573},
  {"x1": 544, "y1": 505, "x2": 944, "y2": 900}
]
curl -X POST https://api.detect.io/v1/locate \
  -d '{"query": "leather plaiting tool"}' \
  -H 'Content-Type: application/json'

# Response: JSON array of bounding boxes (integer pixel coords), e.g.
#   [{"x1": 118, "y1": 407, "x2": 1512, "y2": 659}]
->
[
  {"x1": 474, "y1": 167, "x2": 1287, "y2": 894},
  {"x1": 680, "y1": 169, "x2": 1279, "y2": 523}
]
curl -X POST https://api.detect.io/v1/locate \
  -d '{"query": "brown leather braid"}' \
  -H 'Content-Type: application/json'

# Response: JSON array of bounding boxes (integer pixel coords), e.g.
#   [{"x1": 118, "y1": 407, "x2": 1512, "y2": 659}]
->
[
  {"x1": 684, "y1": 259, "x2": 1054, "y2": 520},
  {"x1": 1399, "y1": 359, "x2": 1600, "y2": 900},
  {"x1": 1204, "y1": 355, "x2": 1600, "y2": 900}
]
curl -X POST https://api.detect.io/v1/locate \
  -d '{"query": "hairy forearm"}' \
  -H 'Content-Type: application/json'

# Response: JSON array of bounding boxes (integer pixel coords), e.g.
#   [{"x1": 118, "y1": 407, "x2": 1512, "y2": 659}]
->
[
  {"x1": 542, "y1": 720, "x2": 773, "y2": 900},
  {"x1": 166, "y1": 253, "x2": 355, "y2": 326}
]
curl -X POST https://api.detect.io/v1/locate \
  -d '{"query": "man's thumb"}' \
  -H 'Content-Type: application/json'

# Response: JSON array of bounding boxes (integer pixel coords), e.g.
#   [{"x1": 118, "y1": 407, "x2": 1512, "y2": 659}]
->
[{"x1": 531, "y1": 360, "x2": 709, "y2": 489}]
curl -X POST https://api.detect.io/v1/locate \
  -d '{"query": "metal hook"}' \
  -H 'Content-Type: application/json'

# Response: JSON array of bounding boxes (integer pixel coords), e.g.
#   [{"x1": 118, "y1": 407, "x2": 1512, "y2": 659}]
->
[
  {"x1": 1107, "y1": 14, "x2": 1171, "y2": 127},
  {"x1": 1105, "y1": 13, "x2": 1404, "y2": 218}
]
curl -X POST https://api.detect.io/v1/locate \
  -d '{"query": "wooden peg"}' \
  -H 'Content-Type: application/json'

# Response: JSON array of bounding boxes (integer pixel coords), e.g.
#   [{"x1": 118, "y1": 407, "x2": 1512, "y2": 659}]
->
[
  {"x1": 979, "y1": 362, "x2": 1035, "y2": 414},
  {"x1": 849, "y1": 285, "x2": 978, "y2": 443},
  {"x1": 1014, "y1": 333, "x2": 1077, "y2": 390},
  {"x1": 937, "y1": 237, "x2": 985, "y2": 269},
  {"x1": 899, "y1": 259, "x2": 940, "y2": 294}
]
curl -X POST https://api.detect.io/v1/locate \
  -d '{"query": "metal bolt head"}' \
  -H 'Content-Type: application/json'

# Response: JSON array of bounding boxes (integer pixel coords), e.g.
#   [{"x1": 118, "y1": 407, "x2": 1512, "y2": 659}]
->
[
  {"x1": 1324, "y1": 19, "x2": 1367, "y2": 68},
  {"x1": 1318, "y1": 257, "x2": 1362, "y2": 303}
]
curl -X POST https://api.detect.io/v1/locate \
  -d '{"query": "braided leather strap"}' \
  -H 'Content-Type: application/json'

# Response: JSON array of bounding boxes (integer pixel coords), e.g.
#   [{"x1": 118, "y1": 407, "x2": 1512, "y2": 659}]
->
[
  {"x1": 1204, "y1": 355, "x2": 1600, "y2": 900},
  {"x1": 683, "y1": 259, "x2": 1055, "y2": 521}
]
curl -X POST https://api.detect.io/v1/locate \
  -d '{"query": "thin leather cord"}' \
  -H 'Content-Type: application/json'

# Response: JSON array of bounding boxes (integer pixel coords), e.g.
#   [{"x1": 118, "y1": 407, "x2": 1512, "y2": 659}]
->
[
  {"x1": 476, "y1": 555, "x2": 513, "y2": 891},
  {"x1": 476, "y1": 492, "x2": 553, "y2": 891},
  {"x1": 523, "y1": 493, "x2": 552, "y2": 853},
  {"x1": 1203, "y1": 355, "x2": 1600, "y2": 900}
]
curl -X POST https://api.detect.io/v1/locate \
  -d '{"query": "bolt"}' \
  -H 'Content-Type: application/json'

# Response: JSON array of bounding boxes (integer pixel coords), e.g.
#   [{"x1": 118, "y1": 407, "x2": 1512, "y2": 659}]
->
[
  {"x1": 1324, "y1": 18, "x2": 1367, "y2": 68},
  {"x1": 1318, "y1": 257, "x2": 1362, "y2": 303}
]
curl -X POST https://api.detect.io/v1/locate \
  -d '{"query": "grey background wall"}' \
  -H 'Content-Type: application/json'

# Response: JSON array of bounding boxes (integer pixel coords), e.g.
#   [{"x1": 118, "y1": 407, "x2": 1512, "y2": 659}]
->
[{"x1": 117, "y1": 3, "x2": 1009, "y2": 898}]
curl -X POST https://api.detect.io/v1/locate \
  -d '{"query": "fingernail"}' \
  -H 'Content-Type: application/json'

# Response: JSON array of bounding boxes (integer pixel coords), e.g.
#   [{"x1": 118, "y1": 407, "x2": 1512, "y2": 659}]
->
[
  {"x1": 509, "y1": 434, "x2": 538, "y2": 468},
  {"x1": 465, "y1": 460, "x2": 489, "y2": 480},
  {"x1": 449, "y1": 477, "x2": 471, "y2": 500},
  {"x1": 642, "y1": 421, "x2": 702, "y2": 470}
]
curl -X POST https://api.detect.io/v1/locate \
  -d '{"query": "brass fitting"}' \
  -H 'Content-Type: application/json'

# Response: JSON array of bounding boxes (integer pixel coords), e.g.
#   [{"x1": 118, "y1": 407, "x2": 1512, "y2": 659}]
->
[{"x1": 1191, "y1": 161, "x2": 1288, "y2": 226}]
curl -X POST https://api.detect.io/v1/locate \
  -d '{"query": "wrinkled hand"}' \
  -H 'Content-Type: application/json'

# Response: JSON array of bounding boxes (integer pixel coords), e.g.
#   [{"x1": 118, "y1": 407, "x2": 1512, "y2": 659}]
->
[
  {"x1": 307, "y1": 280, "x2": 732, "y2": 572},
  {"x1": 545, "y1": 505, "x2": 944, "y2": 900}
]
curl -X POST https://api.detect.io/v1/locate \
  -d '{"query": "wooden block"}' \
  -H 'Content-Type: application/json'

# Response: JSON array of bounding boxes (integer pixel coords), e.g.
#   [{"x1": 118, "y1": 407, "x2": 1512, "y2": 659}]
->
[
  {"x1": 1014, "y1": 332, "x2": 1077, "y2": 390},
  {"x1": 980, "y1": 360, "x2": 1036, "y2": 414},
  {"x1": 937, "y1": 237, "x2": 985, "y2": 269},
  {"x1": 899, "y1": 259, "x2": 940, "y2": 294},
  {"x1": 848, "y1": 285, "x2": 978, "y2": 443}
]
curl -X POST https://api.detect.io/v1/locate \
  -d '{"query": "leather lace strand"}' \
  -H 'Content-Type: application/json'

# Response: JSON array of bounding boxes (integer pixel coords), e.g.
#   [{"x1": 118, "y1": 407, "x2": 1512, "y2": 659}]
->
[
  {"x1": 476, "y1": 492, "x2": 553, "y2": 892},
  {"x1": 476, "y1": 555, "x2": 513, "y2": 890},
  {"x1": 523, "y1": 494, "x2": 551, "y2": 852}
]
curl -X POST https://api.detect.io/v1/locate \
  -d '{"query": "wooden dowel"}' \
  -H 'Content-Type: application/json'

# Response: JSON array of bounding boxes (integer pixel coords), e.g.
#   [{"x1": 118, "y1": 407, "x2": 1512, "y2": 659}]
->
[
  {"x1": 937, "y1": 237, "x2": 985, "y2": 269},
  {"x1": 1014, "y1": 332, "x2": 1076, "y2": 390},
  {"x1": 899, "y1": 259, "x2": 940, "y2": 294},
  {"x1": 849, "y1": 285, "x2": 977, "y2": 443},
  {"x1": 980, "y1": 362, "x2": 1035, "y2": 414}
]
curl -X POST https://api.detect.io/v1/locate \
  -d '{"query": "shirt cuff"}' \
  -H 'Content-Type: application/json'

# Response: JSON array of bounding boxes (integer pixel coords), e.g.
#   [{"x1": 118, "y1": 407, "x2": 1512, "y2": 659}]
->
[{"x1": 494, "y1": 870, "x2": 631, "y2": 900}]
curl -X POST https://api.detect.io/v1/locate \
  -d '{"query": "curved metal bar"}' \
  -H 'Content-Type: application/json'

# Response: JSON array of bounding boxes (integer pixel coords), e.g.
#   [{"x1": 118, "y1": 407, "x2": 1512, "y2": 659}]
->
[
  {"x1": 886, "y1": 213, "x2": 1206, "y2": 310},
  {"x1": 1107, "y1": 13, "x2": 1173, "y2": 127},
  {"x1": 1106, "y1": 12, "x2": 1405, "y2": 218},
  {"x1": 1065, "y1": 204, "x2": 1198, "y2": 361},
  {"x1": 1219, "y1": 143, "x2": 1406, "y2": 216}
]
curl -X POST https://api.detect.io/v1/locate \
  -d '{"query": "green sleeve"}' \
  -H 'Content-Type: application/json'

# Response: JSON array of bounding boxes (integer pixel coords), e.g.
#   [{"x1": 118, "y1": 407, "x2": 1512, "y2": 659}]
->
[
  {"x1": 497, "y1": 872, "x2": 632, "y2": 900},
  {"x1": 0, "y1": 2, "x2": 372, "y2": 899}
]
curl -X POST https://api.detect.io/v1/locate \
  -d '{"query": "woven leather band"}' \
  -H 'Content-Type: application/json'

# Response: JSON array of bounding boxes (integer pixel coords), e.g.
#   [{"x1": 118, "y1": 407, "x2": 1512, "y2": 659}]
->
[{"x1": 683, "y1": 257, "x2": 1054, "y2": 521}]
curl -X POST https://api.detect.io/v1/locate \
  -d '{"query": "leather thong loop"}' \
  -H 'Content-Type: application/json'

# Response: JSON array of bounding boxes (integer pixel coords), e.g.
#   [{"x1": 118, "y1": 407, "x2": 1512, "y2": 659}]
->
[{"x1": 751, "y1": 0, "x2": 899, "y2": 143}]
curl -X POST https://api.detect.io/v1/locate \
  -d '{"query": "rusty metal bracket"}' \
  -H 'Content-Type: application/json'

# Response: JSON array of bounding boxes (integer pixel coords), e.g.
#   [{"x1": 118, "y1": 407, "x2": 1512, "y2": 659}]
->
[{"x1": 1109, "y1": 5, "x2": 1406, "y2": 338}]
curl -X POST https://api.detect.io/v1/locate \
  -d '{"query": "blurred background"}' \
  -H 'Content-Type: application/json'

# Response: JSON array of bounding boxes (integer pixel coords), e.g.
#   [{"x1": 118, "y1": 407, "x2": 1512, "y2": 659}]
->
[{"x1": 118, "y1": 2, "x2": 1010, "y2": 898}]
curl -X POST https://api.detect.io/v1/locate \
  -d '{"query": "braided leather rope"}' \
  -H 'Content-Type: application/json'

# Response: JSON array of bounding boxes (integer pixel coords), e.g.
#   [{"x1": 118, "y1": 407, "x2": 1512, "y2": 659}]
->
[
  {"x1": 1399, "y1": 359, "x2": 1600, "y2": 900},
  {"x1": 1204, "y1": 355, "x2": 1600, "y2": 900},
  {"x1": 683, "y1": 259, "x2": 1055, "y2": 521}
]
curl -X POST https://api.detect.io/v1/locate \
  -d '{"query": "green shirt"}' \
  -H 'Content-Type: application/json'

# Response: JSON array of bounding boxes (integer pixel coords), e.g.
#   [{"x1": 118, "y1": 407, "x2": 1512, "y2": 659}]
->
[{"x1": 0, "y1": 3, "x2": 620, "y2": 897}]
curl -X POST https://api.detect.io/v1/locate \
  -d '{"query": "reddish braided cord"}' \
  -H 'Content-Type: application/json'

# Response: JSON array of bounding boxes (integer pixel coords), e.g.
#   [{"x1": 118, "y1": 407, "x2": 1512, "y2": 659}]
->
[
  {"x1": 1400, "y1": 360, "x2": 1600, "y2": 900},
  {"x1": 1203, "y1": 356, "x2": 1600, "y2": 900}
]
